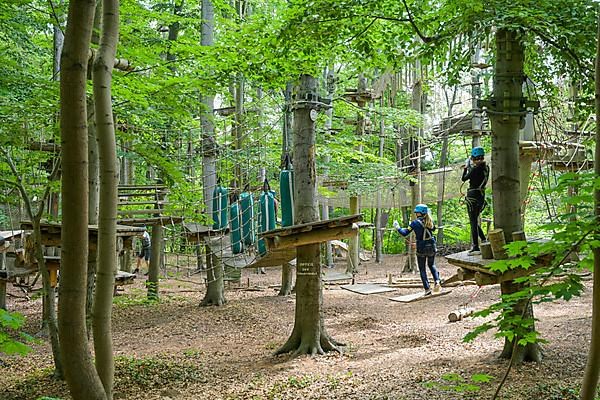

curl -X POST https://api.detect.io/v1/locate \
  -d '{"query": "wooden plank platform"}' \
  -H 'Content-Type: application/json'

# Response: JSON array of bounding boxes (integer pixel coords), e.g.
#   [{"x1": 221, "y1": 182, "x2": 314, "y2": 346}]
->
[
  {"x1": 330, "y1": 239, "x2": 370, "y2": 261},
  {"x1": 204, "y1": 235, "x2": 295, "y2": 269},
  {"x1": 0, "y1": 230, "x2": 24, "y2": 240},
  {"x1": 341, "y1": 283, "x2": 396, "y2": 295},
  {"x1": 246, "y1": 248, "x2": 296, "y2": 269},
  {"x1": 322, "y1": 271, "x2": 353, "y2": 282},
  {"x1": 444, "y1": 251, "x2": 499, "y2": 276},
  {"x1": 20, "y1": 221, "x2": 146, "y2": 251},
  {"x1": 260, "y1": 214, "x2": 361, "y2": 251},
  {"x1": 389, "y1": 289, "x2": 452, "y2": 303}
]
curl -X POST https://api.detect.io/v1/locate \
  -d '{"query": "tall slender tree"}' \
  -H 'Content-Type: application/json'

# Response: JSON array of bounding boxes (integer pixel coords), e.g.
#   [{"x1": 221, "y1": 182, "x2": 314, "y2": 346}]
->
[
  {"x1": 92, "y1": 0, "x2": 120, "y2": 396},
  {"x1": 200, "y1": 0, "x2": 225, "y2": 306},
  {"x1": 579, "y1": 9, "x2": 600, "y2": 399},
  {"x1": 58, "y1": 0, "x2": 107, "y2": 398},
  {"x1": 276, "y1": 75, "x2": 342, "y2": 356}
]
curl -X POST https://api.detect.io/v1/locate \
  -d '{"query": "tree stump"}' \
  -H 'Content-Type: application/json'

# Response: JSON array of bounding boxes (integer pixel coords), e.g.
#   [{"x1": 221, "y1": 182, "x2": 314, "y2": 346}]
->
[
  {"x1": 488, "y1": 228, "x2": 507, "y2": 260},
  {"x1": 480, "y1": 242, "x2": 493, "y2": 259}
]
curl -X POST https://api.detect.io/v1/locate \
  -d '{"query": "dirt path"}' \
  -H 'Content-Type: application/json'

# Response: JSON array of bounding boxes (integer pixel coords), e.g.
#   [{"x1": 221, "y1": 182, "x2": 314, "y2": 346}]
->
[{"x1": 0, "y1": 254, "x2": 592, "y2": 400}]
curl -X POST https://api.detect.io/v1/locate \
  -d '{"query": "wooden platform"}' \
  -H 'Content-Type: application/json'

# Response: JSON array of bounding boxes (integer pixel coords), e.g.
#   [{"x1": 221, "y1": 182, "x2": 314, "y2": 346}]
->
[
  {"x1": 341, "y1": 283, "x2": 396, "y2": 295},
  {"x1": 322, "y1": 271, "x2": 354, "y2": 282},
  {"x1": 389, "y1": 289, "x2": 452, "y2": 303},
  {"x1": 445, "y1": 249, "x2": 565, "y2": 286},
  {"x1": 20, "y1": 221, "x2": 145, "y2": 251},
  {"x1": 183, "y1": 223, "x2": 226, "y2": 244},
  {"x1": 260, "y1": 214, "x2": 362, "y2": 251},
  {"x1": 330, "y1": 239, "x2": 370, "y2": 261},
  {"x1": 445, "y1": 251, "x2": 498, "y2": 276},
  {"x1": 205, "y1": 234, "x2": 295, "y2": 269}
]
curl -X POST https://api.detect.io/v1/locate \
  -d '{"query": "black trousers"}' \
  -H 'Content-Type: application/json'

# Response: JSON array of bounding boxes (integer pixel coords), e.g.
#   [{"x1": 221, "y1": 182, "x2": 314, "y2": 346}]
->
[{"x1": 466, "y1": 193, "x2": 486, "y2": 249}]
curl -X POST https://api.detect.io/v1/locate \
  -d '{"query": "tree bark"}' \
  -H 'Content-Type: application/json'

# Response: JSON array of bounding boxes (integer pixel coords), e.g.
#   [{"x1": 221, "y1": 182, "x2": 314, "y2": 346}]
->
[
  {"x1": 403, "y1": 72, "x2": 422, "y2": 273},
  {"x1": 375, "y1": 96, "x2": 385, "y2": 263},
  {"x1": 86, "y1": 1, "x2": 101, "y2": 340},
  {"x1": 579, "y1": 9, "x2": 600, "y2": 400},
  {"x1": 278, "y1": 262, "x2": 294, "y2": 296},
  {"x1": 147, "y1": 224, "x2": 162, "y2": 301},
  {"x1": 92, "y1": 0, "x2": 120, "y2": 396},
  {"x1": 58, "y1": 0, "x2": 107, "y2": 399},
  {"x1": 276, "y1": 75, "x2": 341, "y2": 356},
  {"x1": 491, "y1": 28, "x2": 542, "y2": 364},
  {"x1": 345, "y1": 196, "x2": 359, "y2": 274},
  {"x1": 199, "y1": 0, "x2": 225, "y2": 307}
]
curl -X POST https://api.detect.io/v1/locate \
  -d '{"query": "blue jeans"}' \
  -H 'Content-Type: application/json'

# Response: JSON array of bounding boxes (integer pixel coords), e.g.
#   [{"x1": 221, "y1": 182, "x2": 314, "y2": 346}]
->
[{"x1": 417, "y1": 255, "x2": 440, "y2": 291}]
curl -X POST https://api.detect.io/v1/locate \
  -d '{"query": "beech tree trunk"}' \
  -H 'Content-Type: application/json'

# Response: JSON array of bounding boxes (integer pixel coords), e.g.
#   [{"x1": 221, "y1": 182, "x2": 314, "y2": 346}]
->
[
  {"x1": 491, "y1": 28, "x2": 542, "y2": 364},
  {"x1": 403, "y1": 72, "x2": 422, "y2": 273},
  {"x1": 147, "y1": 224, "x2": 162, "y2": 301},
  {"x1": 58, "y1": 0, "x2": 107, "y2": 399},
  {"x1": 345, "y1": 196, "x2": 359, "y2": 274},
  {"x1": 199, "y1": 0, "x2": 225, "y2": 307},
  {"x1": 276, "y1": 75, "x2": 341, "y2": 356},
  {"x1": 86, "y1": 1, "x2": 101, "y2": 339},
  {"x1": 579, "y1": 12, "x2": 600, "y2": 400},
  {"x1": 278, "y1": 262, "x2": 294, "y2": 296},
  {"x1": 92, "y1": 0, "x2": 120, "y2": 396}
]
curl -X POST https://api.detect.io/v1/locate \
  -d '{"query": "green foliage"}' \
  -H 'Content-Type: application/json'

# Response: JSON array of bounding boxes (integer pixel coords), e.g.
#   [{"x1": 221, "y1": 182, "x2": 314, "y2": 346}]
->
[
  {"x1": 115, "y1": 355, "x2": 206, "y2": 388},
  {"x1": 0, "y1": 309, "x2": 32, "y2": 356},
  {"x1": 422, "y1": 372, "x2": 494, "y2": 393},
  {"x1": 464, "y1": 170, "x2": 596, "y2": 348}
]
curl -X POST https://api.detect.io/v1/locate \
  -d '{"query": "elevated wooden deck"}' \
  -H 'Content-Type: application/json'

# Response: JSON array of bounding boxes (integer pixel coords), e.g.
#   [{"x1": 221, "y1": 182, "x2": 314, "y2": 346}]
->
[
  {"x1": 260, "y1": 214, "x2": 362, "y2": 251},
  {"x1": 445, "y1": 249, "x2": 568, "y2": 286},
  {"x1": 204, "y1": 234, "x2": 295, "y2": 269}
]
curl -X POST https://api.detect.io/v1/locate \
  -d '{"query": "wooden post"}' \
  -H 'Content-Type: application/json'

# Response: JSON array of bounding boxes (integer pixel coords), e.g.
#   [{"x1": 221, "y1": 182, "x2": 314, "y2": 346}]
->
[
  {"x1": 346, "y1": 196, "x2": 359, "y2": 274},
  {"x1": 512, "y1": 231, "x2": 526, "y2": 242},
  {"x1": 488, "y1": 228, "x2": 508, "y2": 260},
  {"x1": 480, "y1": 242, "x2": 493, "y2": 259},
  {"x1": 0, "y1": 280, "x2": 6, "y2": 310}
]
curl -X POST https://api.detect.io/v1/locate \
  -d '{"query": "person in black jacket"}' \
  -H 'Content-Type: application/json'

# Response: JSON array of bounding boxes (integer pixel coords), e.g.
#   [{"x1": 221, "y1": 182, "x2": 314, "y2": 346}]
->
[
  {"x1": 393, "y1": 204, "x2": 441, "y2": 295},
  {"x1": 462, "y1": 147, "x2": 490, "y2": 255}
]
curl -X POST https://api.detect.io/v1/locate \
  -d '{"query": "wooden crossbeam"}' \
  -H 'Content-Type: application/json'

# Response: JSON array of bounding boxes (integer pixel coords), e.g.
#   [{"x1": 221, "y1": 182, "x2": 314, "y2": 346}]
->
[{"x1": 118, "y1": 201, "x2": 168, "y2": 206}]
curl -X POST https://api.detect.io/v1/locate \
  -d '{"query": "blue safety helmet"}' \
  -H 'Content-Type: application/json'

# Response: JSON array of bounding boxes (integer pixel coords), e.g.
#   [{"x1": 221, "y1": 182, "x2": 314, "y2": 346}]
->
[
  {"x1": 414, "y1": 204, "x2": 428, "y2": 215},
  {"x1": 471, "y1": 147, "x2": 485, "y2": 157}
]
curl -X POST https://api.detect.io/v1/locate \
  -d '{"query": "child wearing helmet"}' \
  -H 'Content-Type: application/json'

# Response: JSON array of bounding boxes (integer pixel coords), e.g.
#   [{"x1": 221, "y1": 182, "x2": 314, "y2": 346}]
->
[
  {"x1": 462, "y1": 146, "x2": 490, "y2": 255},
  {"x1": 393, "y1": 204, "x2": 441, "y2": 295}
]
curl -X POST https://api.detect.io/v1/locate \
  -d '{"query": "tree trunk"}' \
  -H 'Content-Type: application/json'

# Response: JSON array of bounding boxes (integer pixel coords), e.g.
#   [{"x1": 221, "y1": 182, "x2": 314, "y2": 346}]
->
[
  {"x1": 58, "y1": 0, "x2": 107, "y2": 399},
  {"x1": 92, "y1": 0, "x2": 120, "y2": 395},
  {"x1": 375, "y1": 96, "x2": 384, "y2": 263},
  {"x1": 346, "y1": 196, "x2": 359, "y2": 274},
  {"x1": 278, "y1": 262, "x2": 293, "y2": 296},
  {"x1": 86, "y1": 1, "x2": 102, "y2": 339},
  {"x1": 579, "y1": 11, "x2": 600, "y2": 400},
  {"x1": 199, "y1": 0, "x2": 225, "y2": 307},
  {"x1": 34, "y1": 221, "x2": 63, "y2": 379},
  {"x1": 403, "y1": 71, "x2": 422, "y2": 273},
  {"x1": 201, "y1": 248, "x2": 225, "y2": 306},
  {"x1": 276, "y1": 75, "x2": 341, "y2": 356},
  {"x1": 147, "y1": 224, "x2": 162, "y2": 301},
  {"x1": 436, "y1": 85, "x2": 457, "y2": 245},
  {"x1": 491, "y1": 28, "x2": 542, "y2": 364},
  {"x1": 321, "y1": 67, "x2": 334, "y2": 267}
]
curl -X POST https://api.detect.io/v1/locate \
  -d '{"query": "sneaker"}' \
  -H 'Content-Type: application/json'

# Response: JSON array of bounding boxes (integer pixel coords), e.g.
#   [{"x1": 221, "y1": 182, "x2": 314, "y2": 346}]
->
[
  {"x1": 433, "y1": 281, "x2": 442, "y2": 293},
  {"x1": 424, "y1": 289, "x2": 432, "y2": 296},
  {"x1": 468, "y1": 248, "x2": 481, "y2": 256}
]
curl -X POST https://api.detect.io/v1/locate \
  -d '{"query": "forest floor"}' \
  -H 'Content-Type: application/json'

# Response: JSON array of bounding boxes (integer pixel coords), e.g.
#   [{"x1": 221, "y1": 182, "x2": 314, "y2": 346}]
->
[{"x1": 0, "y1": 251, "x2": 593, "y2": 400}]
